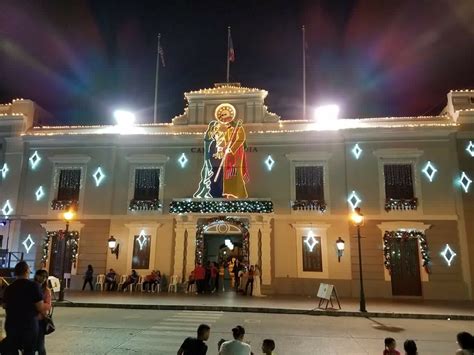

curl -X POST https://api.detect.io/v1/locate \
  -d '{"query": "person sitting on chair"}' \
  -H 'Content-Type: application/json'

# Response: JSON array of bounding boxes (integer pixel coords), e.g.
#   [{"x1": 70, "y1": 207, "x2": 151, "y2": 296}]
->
[
  {"x1": 143, "y1": 271, "x2": 158, "y2": 292},
  {"x1": 121, "y1": 270, "x2": 139, "y2": 291},
  {"x1": 105, "y1": 269, "x2": 117, "y2": 291}
]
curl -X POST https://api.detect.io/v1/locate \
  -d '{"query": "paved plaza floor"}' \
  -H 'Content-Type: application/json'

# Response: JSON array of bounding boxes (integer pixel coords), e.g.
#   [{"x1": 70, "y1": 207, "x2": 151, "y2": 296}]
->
[
  {"x1": 40, "y1": 308, "x2": 474, "y2": 354},
  {"x1": 59, "y1": 290, "x2": 474, "y2": 319}
]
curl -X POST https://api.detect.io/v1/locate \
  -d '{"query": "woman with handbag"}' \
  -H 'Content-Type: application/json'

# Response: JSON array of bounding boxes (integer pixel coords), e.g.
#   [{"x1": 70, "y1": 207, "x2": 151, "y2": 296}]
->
[{"x1": 34, "y1": 269, "x2": 52, "y2": 355}]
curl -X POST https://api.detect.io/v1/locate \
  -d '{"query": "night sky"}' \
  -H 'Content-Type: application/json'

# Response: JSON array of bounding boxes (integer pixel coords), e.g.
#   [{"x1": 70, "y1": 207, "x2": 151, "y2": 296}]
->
[{"x1": 0, "y1": 0, "x2": 473, "y2": 125}]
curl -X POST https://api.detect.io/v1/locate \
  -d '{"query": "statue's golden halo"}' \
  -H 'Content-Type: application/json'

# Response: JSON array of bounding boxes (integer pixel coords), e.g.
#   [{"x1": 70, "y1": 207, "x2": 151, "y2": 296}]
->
[{"x1": 214, "y1": 103, "x2": 236, "y2": 124}]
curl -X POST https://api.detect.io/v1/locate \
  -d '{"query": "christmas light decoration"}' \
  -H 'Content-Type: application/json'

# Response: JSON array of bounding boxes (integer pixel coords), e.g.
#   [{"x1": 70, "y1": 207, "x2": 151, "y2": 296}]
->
[
  {"x1": 383, "y1": 231, "x2": 431, "y2": 273},
  {"x1": 93, "y1": 167, "x2": 105, "y2": 186},
  {"x1": 1, "y1": 200, "x2": 13, "y2": 216},
  {"x1": 35, "y1": 186, "x2": 45, "y2": 201},
  {"x1": 422, "y1": 161, "x2": 437, "y2": 182},
  {"x1": 224, "y1": 239, "x2": 234, "y2": 250},
  {"x1": 29, "y1": 151, "x2": 41, "y2": 169},
  {"x1": 128, "y1": 199, "x2": 161, "y2": 211},
  {"x1": 347, "y1": 191, "x2": 361, "y2": 210},
  {"x1": 459, "y1": 172, "x2": 472, "y2": 193},
  {"x1": 304, "y1": 230, "x2": 318, "y2": 252},
  {"x1": 1, "y1": 163, "x2": 8, "y2": 179},
  {"x1": 51, "y1": 200, "x2": 77, "y2": 211},
  {"x1": 178, "y1": 153, "x2": 188, "y2": 168},
  {"x1": 385, "y1": 198, "x2": 418, "y2": 212},
  {"x1": 41, "y1": 231, "x2": 80, "y2": 265},
  {"x1": 137, "y1": 230, "x2": 148, "y2": 250},
  {"x1": 265, "y1": 155, "x2": 275, "y2": 171},
  {"x1": 291, "y1": 200, "x2": 327, "y2": 212},
  {"x1": 466, "y1": 141, "x2": 474, "y2": 157},
  {"x1": 22, "y1": 234, "x2": 35, "y2": 254},
  {"x1": 441, "y1": 244, "x2": 456, "y2": 266},
  {"x1": 352, "y1": 144, "x2": 362, "y2": 159},
  {"x1": 169, "y1": 199, "x2": 273, "y2": 214}
]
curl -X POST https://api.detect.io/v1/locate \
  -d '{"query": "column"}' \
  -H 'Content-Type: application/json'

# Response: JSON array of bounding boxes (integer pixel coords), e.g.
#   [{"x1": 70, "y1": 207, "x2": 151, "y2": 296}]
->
[
  {"x1": 185, "y1": 225, "x2": 197, "y2": 280},
  {"x1": 248, "y1": 224, "x2": 261, "y2": 266},
  {"x1": 173, "y1": 226, "x2": 187, "y2": 282},
  {"x1": 260, "y1": 220, "x2": 272, "y2": 285}
]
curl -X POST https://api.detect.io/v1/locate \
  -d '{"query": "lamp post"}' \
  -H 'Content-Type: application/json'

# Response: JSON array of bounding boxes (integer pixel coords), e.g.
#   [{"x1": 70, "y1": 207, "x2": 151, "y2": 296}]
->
[
  {"x1": 350, "y1": 207, "x2": 366, "y2": 312},
  {"x1": 58, "y1": 209, "x2": 75, "y2": 302}
]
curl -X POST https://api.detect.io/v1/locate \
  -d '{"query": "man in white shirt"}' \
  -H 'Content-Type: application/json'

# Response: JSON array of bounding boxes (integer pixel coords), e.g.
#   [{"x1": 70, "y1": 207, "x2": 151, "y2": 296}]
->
[{"x1": 219, "y1": 325, "x2": 252, "y2": 355}]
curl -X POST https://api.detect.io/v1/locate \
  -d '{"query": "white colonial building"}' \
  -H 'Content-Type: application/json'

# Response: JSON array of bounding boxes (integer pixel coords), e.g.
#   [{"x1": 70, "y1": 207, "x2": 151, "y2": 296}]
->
[{"x1": 1, "y1": 84, "x2": 474, "y2": 300}]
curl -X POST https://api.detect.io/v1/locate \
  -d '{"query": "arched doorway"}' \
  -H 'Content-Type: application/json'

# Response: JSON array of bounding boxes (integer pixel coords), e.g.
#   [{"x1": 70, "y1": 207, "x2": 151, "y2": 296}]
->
[{"x1": 195, "y1": 217, "x2": 249, "y2": 266}]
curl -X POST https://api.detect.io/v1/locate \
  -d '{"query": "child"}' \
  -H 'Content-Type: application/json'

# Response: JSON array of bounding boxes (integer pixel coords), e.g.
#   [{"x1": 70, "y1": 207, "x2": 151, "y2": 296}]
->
[
  {"x1": 383, "y1": 337, "x2": 401, "y2": 355},
  {"x1": 262, "y1": 339, "x2": 275, "y2": 355}
]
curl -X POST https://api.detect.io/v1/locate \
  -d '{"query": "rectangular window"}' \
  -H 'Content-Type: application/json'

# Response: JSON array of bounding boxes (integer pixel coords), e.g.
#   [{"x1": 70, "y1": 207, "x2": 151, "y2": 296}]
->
[
  {"x1": 131, "y1": 234, "x2": 151, "y2": 269},
  {"x1": 134, "y1": 169, "x2": 160, "y2": 201},
  {"x1": 302, "y1": 235, "x2": 322, "y2": 272},
  {"x1": 57, "y1": 169, "x2": 81, "y2": 201},
  {"x1": 384, "y1": 164, "x2": 414, "y2": 199},
  {"x1": 295, "y1": 166, "x2": 324, "y2": 201}
]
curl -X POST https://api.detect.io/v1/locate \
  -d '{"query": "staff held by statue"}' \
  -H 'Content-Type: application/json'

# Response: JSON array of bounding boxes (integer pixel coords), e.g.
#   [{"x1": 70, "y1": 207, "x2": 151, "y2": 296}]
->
[{"x1": 213, "y1": 120, "x2": 242, "y2": 183}]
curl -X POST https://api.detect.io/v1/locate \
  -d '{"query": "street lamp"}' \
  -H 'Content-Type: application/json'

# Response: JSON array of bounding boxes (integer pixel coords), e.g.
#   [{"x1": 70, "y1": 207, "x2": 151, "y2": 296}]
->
[
  {"x1": 58, "y1": 209, "x2": 75, "y2": 302},
  {"x1": 350, "y1": 207, "x2": 366, "y2": 312},
  {"x1": 336, "y1": 237, "x2": 345, "y2": 262},
  {"x1": 108, "y1": 235, "x2": 120, "y2": 259}
]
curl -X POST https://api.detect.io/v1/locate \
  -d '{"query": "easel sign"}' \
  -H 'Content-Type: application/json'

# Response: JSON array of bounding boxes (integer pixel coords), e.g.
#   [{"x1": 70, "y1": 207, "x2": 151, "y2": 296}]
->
[{"x1": 317, "y1": 283, "x2": 341, "y2": 310}]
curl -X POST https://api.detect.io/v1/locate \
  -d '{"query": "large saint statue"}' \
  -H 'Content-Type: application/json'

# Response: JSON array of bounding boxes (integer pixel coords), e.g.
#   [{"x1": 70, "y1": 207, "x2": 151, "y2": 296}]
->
[{"x1": 194, "y1": 103, "x2": 249, "y2": 199}]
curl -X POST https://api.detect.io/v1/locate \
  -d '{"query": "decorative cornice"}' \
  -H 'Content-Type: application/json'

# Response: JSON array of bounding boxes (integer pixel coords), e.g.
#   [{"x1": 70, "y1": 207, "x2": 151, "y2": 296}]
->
[
  {"x1": 373, "y1": 148, "x2": 423, "y2": 159},
  {"x1": 48, "y1": 154, "x2": 91, "y2": 164},
  {"x1": 125, "y1": 154, "x2": 169, "y2": 164},
  {"x1": 285, "y1": 152, "x2": 332, "y2": 161}
]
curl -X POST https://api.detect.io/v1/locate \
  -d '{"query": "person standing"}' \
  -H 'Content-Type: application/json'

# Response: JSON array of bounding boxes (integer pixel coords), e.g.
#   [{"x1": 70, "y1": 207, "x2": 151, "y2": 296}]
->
[
  {"x1": 456, "y1": 332, "x2": 474, "y2": 354},
  {"x1": 403, "y1": 339, "x2": 417, "y2": 355},
  {"x1": 0, "y1": 261, "x2": 45, "y2": 355},
  {"x1": 177, "y1": 324, "x2": 210, "y2": 355},
  {"x1": 219, "y1": 325, "x2": 251, "y2": 355},
  {"x1": 34, "y1": 269, "x2": 52, "y2": 355},
  {"x1": 233, "y1": 259, "x2": 241, "y2": 291},
  {"x1": 210, "y1": 262, "x2": 218, "y2": 293},
  {"x1": 194, "y1": 263, "x2": 206, "y2": 294},
  {"x1": 252, "y1": 265, "x2": 264, "y2": 297},
  {"x1": 244, "y1": 265, "x2": 255, "y2": 296},
  {"x1": 223, "y1": 263, "x2": 231, "y2": 292},
  {"x1": 82, "y1": 264, "x2": 94, "y2": 291}
]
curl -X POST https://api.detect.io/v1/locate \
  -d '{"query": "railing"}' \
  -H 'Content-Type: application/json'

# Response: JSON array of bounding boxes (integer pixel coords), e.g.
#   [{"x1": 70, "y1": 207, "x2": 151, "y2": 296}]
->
[
  {"x1": 0, "y1": 250, "x2": 24, "y2": 269},
  {"x1": 291, "y1": 200, "x2": 327, "y2": 212}
]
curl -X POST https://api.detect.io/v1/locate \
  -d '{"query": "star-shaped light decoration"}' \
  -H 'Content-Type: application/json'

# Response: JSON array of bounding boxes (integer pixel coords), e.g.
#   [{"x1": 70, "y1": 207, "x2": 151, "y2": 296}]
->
[
  {"x1": 347, "y1": 191, "x2": 362, "y2": 210},
  {"x1": 1, "y1": 163, "x2": 9, "y2": 179},
  {"x1": 265, "y1": 155, "x2": 275, "y2": 171},
  {"x1": 178, "y1": 153, "x2": 188, "y2": 168},
  {"x1": 93, "y1": 167, "x2": 105, "y2": 186},
  {"x1": 22, "y1": 234, "x2": 35, "y2": 254},
  {"x1": 466, "y1": 141, "x2": 474, "y2": 157},
  {"x1": 422, "y1": 161, "x2": 437, "y2": 182},
  {"x1": 29, "y1": 151, "x2": 41, "y2": 169},
  {"x1": 304, "y1": 231, "x2": 318, "y2": 252},
  {"x1": 352, "y1": 144, "x2": 362, "y2": 159},
  {"x1": 441, "y1": 244, "x2": 456, "y2": 266},
  {"x1": 1, "y1": 200, "x2": 13, "y2": 216},
  {"x1": 459, "y1": 172, "x2": 472, "y2": 193},
  {"x1": 35, "y1": 186, "x2": 45, "y2": 201},
  {"x1": 137, "y1": 230, "x2": 148, "y2": 250}
]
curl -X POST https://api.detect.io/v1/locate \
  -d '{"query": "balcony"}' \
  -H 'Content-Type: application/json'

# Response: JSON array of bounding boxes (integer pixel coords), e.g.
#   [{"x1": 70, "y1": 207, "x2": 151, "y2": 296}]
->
[
  {"x1": 384, "y1": 197, "x2": 418, "y2": 212},
  {"x1": 128, "y1": 199, "x2": 162, "y2": 212},
  {"x1": 169, "y1": 198, "x2": 273, "y2": 214},
  {"x1": 291, "y1": 200, "x2": 327, "y2": 213},
  {"x1": 50, "y1": 199, "x2": 78, "y2": 211}
]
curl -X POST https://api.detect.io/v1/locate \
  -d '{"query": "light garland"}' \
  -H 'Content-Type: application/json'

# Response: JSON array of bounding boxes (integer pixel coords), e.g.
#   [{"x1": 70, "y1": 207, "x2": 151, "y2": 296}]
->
[
  {"x1": 385, "y1": 198, "x2": 418, "y2": 212},
  {"x1": 441, "y1": 244, "x2": 456, "y2": 266},
  {"x1": 51, "y1": 199, "x2": 77, "y2": 211},
  {"x1": 41, "y1": 230, "x2": 80, "y2": 265},
  {"x1": 128, "y1": 199, "x2": 162, "y2": 211},
  {"x1": 422, "y1": 161, "x2": 437, "y2": 182},
  {"x1": 292, "y1": 200, "x2": 327, "y2": 213},
  {"x1": 383, "y1": 231, "x2": 431, "y2": 273},
  {"x1": 170, "y1": 199, "x2": 273, "y2": 214}
]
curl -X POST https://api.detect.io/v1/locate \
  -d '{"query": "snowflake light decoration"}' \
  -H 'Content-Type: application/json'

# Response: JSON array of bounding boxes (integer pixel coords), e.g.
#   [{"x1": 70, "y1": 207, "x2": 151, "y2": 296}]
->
[
  {"x1": 352, "y1": 144, "x2": 362, "y2": 159},
  {"x1": 22, "y1": 234, "x2": 35, "y2": 254},
  {"x1": 29, "y1": 151, "x2": 41, "y2": 169},
  {"x1": 265, "y1": 155, "x2": 275, "y2": 171},
  {"x1": 422, "y1": 161, "x2": 437, "y2": 182},
  {"x1": 178, "y1": 153, "x2": 188, "y2": 168},
  {"x1": 1, "y1": 163, "x2": 8, "y2": 179},
  {"x1": 441, "y1": 244, "x2": 456, "y2": 266},
  {"x1": 93, "y1": 167, "x2": 105, "y2": 186},
  {"x1": 304, "y1": 230, "x2": 318, "y2": 252},
  {"x1": 347, "y1": 191, "x2": 362, "y2": 210},
  {"x1": 459, "y1": 172, "x2": 472, "y2": 193},
  {"x1": 35, "y1": 186, "x2": 45, "y2": 201}
]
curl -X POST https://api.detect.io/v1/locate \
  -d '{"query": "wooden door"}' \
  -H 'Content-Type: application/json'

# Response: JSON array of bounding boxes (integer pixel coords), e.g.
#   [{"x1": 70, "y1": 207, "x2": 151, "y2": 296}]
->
[
  {"x1": 48, "y1": 235, "x2": 72, "y2": 278},
  {"x1": 390, "y1": 238, "x2": 422, "y2": 296}
]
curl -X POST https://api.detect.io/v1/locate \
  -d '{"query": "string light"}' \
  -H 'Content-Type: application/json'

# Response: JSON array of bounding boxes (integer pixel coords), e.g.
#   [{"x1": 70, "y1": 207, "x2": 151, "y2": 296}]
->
[{"x1": 170, "y1": 199, "x2": 273, "y2": 214}]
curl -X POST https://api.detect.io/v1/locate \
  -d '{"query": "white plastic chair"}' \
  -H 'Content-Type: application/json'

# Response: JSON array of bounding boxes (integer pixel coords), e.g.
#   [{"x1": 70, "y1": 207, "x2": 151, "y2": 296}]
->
[
  {"x1": 152, "y1": 281, "x2": 161, "y2": 293},
  {"x1": 168, "y1": 274, "x2": 180, "y2": 293},
  {"x1": 95, "y1": 274, "x2": 105, "y2": 291},
  {"x1": 117, "y1": 274, "x2": 127, "y2": 291},
  {"x1": 134, "y1": 275, "x2": 144, "y2": 292}
]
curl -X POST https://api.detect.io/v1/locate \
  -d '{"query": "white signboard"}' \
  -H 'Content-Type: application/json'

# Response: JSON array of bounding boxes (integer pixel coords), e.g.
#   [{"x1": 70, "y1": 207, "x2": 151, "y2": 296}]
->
[{"x1": 317, "y1": 283, "x2": 334, "y2": 300}]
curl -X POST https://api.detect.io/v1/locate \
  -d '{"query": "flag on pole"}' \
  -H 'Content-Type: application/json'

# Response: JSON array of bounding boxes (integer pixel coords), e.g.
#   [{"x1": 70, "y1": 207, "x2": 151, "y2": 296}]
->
[
  {"x1": 158, "y1": 44, "x2": 165, "y2": 67},
  {"x1": 228, "y1": 33, "x2": 235, "y2": 62}
]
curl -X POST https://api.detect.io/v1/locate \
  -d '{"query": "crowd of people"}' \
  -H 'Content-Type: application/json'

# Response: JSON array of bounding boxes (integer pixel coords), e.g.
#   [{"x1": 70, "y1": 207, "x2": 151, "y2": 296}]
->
[
  {"x1": 187, "y1": 259, "x2": 264, "y2": 296},
  {"x1": 382, "y1": 335, "x2": 474, "y2": 355}
]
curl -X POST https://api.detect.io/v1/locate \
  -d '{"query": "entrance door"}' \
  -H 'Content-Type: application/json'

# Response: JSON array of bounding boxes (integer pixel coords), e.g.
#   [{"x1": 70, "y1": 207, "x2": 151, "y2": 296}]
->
[
  {"x1": 48, "y1": 235, "x2": 73, "y2": 278},
  {"x1": 390, "y1": 238, "x2": 422, "y2": 296}
]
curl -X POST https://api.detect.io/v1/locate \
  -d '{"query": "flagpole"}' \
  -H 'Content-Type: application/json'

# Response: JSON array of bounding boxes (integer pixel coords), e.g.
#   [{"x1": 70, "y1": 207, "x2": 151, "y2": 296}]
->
[
  {"x1": 302, "y1": 25, "x2": 306, "y2": 120},
  {"x1": 226, "y1": 26, "x2": 231, "y2": 83},
  {"x1": 153, "y1": 34, "x2": 161, "y2": 124}
]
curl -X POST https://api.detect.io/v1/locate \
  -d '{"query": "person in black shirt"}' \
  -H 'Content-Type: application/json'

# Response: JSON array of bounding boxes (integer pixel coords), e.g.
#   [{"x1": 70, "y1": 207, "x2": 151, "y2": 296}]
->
[
  {"x1": 178, "y1": 324, "x2": 210, "y2": 355},
  {"x1": 82, "y1": 264, "x2": 94, "y2": 291},
  {"x1": 0, "y1": 261, "x2": 45, "y2": 355}
]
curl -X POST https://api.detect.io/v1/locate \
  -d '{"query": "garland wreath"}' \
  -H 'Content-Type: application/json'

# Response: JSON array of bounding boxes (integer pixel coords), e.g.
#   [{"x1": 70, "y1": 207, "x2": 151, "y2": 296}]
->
[{"x1": 41, "y1": 230, "x2": 80, "y2": 266}]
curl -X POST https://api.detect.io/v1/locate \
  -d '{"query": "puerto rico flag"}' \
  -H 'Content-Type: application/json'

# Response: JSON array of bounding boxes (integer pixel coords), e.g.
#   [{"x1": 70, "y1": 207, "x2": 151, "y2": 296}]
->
[{"x1": 228, "y1": 34, "x2": 235, "y2": 62}]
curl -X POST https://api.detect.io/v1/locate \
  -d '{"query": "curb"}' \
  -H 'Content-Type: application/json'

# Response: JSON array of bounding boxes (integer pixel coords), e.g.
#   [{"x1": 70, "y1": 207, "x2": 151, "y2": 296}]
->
[{"x1": 52, "y1": 302, "x2": 474, "y2": 321}]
